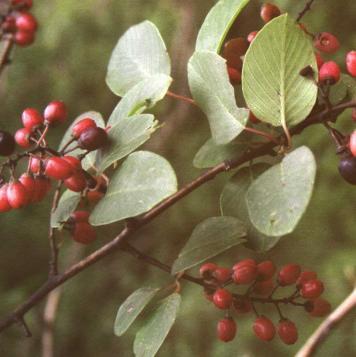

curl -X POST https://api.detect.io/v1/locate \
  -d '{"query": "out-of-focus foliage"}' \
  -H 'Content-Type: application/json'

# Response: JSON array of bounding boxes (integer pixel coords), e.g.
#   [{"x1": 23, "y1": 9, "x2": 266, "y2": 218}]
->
[{"x1": 0, "y1": 0, "x2": 355, "y2": 356}]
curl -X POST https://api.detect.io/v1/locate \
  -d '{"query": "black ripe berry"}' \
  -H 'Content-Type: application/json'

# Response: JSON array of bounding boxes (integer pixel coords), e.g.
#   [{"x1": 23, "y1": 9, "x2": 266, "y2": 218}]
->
[
  {"x1": 78, "y1": 127, "x2": 108, "y2": 151},
  {"x1": 338, "y1": 156, "x2": 356, "y2": 185},
  {"x1": 0, "y1": 130, "x2": 16, "y2": 156}
]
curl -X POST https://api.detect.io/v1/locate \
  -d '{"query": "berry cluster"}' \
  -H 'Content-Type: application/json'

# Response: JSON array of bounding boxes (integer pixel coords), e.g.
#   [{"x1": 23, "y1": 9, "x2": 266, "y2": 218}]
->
[
  {"x1": 66, "y1": 210, "x2": 96, "y2": 245},
  {"x1": 1, "y1": 0, "x2": 38, "y2": 47},
  {"x1": 0, "y1": 100, "x2": 108, "y2": 244},
  {"x1": 199, "y1": 259, "x2": 331, "y2": 345}
]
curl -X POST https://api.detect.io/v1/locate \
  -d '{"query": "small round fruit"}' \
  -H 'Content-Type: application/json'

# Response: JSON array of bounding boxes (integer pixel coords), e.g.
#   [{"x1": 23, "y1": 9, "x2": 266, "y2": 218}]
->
[
  {"x1": 349, "y1": 131, "x2": 356, "y2": 157},
  {"x1": 257, "y1": 260, "x2": 276, "y2": 281},
  {"x1": 44, "y1": 101, "x2": 67, "y2": 125},
  {"x1": 72, "y1": 118, "x2": 97, "y2": 138},
  {"x1": 300, "y1": 279, "x2": 324, "y2": 299},
  {"x1": 199, "y1": 263, "x2": 217, "y2": 278},
  {"x1": 278, "y1": 264, "x2": 301, "y2": 286},
  {"x1": 253, "y1": 279, "x2": 274, "y2": 296},
  {"x1": 346, "y1": 51, "x2": 356, "y2": 77},
  {"x1": 22, "y1": 108, "x2": 43, "y2": 130},
  {"x1": 19, "y1": 173, "x2": 36, "y2": 202},
  {"x1": 0, "y1": 184, "x2": 12, "y2": 212},
  {"x1": 297, "y1": 271, "x2": 318, "y2": 288},
  {"x1": 338, "y1": 156, "x2": 356, "y2": 185},
  {"x1": 70, "y1": 210, "x2": 90, "y2": 223},
  {"x1": 232, "y1": 259, "x2": 256, "y2": 271},
  {"x1": 7, "y1": 181, "x2": 29, "y2": 208},
  {"x1": 0, "y1": 130, "x2": 16, "y2": 156},
  {"x1": 32, "y1": 176, "x2": 50, "y2": 202},
  {"x1": 217, "y1": 318, "x2": 237, "y2": 342},
  {"x1": 15, "y1": 12, "x2": 37, "y2": 32},
  {"x1": 305, "y1": 298, "x2": 331, "y2": 317},
  {"x1": 319, "y1": 61, "x2": 340, "y2": 84},
  {"x1": 72, "y1": 222, "x2": 96, "y2": 244},
  {"x1": 78, "y1": 127, "x2": 108, "y2": 151},
  {"x1": 277, "y1": 320, "x2": 298, "y2": 345},
  {"x1": 86, "y1": 190, "x2": 104, "y2": 203},
  {"x1": 64, "y1": 170, "x2": 87, "y2": 192},
  {"x1": 223, "y1": 37, "x2": 249, "y2": 59},
  {"x1": 29, "y1": 156, "x2": 43, "y2": 174},
  {"x1": 233, "y1": 297, "x2": 252, "y2": 314},
  {"x1": 260, "y1": 3, "x2": 281, "y2": 23},
  {"x1": 227, "y1": 67, "x2": 241, "y2": 85},
  {"x1": 15, "y1": 127, "x2": 32, "y2": 148},
  {"x1": 247, "y1": 31, "x2": 258, "y2": 43},
  {"x1": 213, "y1": 267, "x2": 232, "y2": 284},
  {"x1": 14, "y1": 30, "x2": 35, "y2": 47},
  {"x1": 62, "y1": 156, "x2": 82, "y2": 169},
  {"x1": 314, "y1": 32, "x2": 340, "y2": 54},
  {"x1": 2, "y1": 16, "x2": 16, "y2": 33},
  {"x1": 45, "y1": 157, "x2": 74, "y2": 180},
  {"x1": 213, "y1": 288, "x2": 233, "y2": 310},
  {"x1": 253, "y1": 316, "x2": 275, "y2": 341},
  {"x1": 233, "y1": 264, "x2": 258, "y2": 284}
]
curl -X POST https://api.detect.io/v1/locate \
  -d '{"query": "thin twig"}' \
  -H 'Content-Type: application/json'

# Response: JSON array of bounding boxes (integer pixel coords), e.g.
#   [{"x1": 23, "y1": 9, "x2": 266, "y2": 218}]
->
[
  {"x1": 296, "y1": 288, "x2": 356, "y2": 357},
  {"x1": 166, "y1": 90, "x2": 196, "y2": 106},
  {"x1": 0, "y1": 36, "x2": 14, "y2": 78},
  {"x1": 0, "y1": 101, "x2": 354, "y2": 334},
  {"x1": 296, "y1": 0, "x2": 316, "y2": 23}
]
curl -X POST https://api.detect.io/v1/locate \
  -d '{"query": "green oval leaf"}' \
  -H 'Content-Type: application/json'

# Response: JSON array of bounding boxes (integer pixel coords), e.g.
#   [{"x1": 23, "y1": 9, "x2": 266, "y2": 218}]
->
[
  {"x1": 50, "y1": 190, "x2": 80, "y2": 228},
  {"x1": 172, "y1": 216, "x2": 247, "y2": 275},
  {"x1": 242, "y1": 14, "x2": 318, "y2": 128},
  {"x1": 114, "y1": 287, "x2": 159, "y2": 337},
  {"x1": 196, "y1": 0, "x2": 250, "y2": 53},
  {"x1": 133, "y1": 293, "x2": 181, "y2": 357},
  {"x1": 106, "y1": 21, "x2": 171, "y2": 97},
  {"x1": 107, "y1": 74, "x2": 172, "y2": 127},
  {"x1": 220, "y1": 164, "x2": 281, "y2": 252},
  {"x1": 188, "y1": 51, "x2": 248, "y2": 145},
  {"x1": 246, "y1": 146, "x2": 316, "y2": 236},
  {"x1": 90, "y1": 151, "x2": 177, "y2": 226}
]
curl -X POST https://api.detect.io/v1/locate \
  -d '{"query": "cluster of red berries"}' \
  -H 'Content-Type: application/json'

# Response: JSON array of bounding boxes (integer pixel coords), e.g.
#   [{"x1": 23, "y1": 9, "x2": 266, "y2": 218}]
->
[
  {"x1": 199, "y1": 259, "x2": 331, "y2": 345},
  {"x1": 1, "y1": 0, "x2": 38, "y2": 47},
  {"x1": 66, "y1": 210, "x2": 96, "y2": 245}
]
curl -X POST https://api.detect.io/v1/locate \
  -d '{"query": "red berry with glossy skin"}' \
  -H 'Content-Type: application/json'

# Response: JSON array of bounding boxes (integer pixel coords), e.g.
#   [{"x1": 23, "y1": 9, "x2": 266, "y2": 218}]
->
[
  {"x1": 277, "y1": 320, "x2": 298, "y2": 345},
  {"x1": 233, "y1": 264, "x2": 258, "y2": 284},
  {"x1": 32, "y1": 176, "x2": 50, "y2": 202},
  {"x1": 64, "y1": 170, "x2": 87, "y2": 192},
  {"x1": 44, "y1": 101, "x2": 67, "y2": 125},
  {"x1": 301, "y1": 279, "x2": 324, "y2": 299},
  {"x1": 227, "y1": 67, "x2": 241, "y2": 85},
  {"x1": 314, "y1": 32, "x2": 340, "y2": 54},
  {"x1": 213, "y1": 267, "x2": 232, "y2": 284},
  {"x1": 29, "y1": 156, "x2": 43, "y2": 174},
  {"x1": 223, "y1": 37, "x2": 249, "y2": 59},
  {"x1": 14, "y1": 30, "x2": 35, "y2": 46},
  {"x1": 253, "y1": 316, "x2": 275, "y2": 341},
  {"x1": 72, "y1": 222, "x2": 96, "y2": 244},
  {"x1": 87, "y1": 190, "x2": 104, "y2": 203},
  {"x1": 0, "y1": 184, "x2": 12, "y2": 212},
  {"x1": 19, "y1": 173, "x2": 36, "y2": 203},
  {"x1": 15, "y1": 127, "x2": 32, "y2": 147},
  {"x1": 78, "y1": 127, "x2": 108, "y2": 151},
  {"x1": 199, "y1": 263, "x2": 217, "y2": 278},
  {"x1": 257, "y1": 260, "x2": 276, "y2": 281},
  {"x1": 278, "y1": 264, "x2": 301, "y2": 286},
  {"x1": 233, "y1": 297, "x2": 252, "y2": 314},
  {"x1": 319, "y1": 61, "x2": 340, "y2": 84},
  {"x1": 350, "y1": 131, "x2": 356, "y2": 157},
  {"x1": 232, "y1": 258, "x2": 256, "y2": 271},
  {"x1": 305, "y1": 298, "x2": 331, "y2": 317},
  {"x1": 70, "y1": 210, "x2": 90, "y2": 223},
  {"x1": 217, "y1": 318, "x2": 237, "y2": 342},
  {"x1": 253, "y1": 279, "x2": 274, "y2": 296},
  {"x1": 297, "y1": 271, "x2": 318, "y2": 288},
  {"x1": 247, "y1": 31, "x2": 258, "y2": 43},
  {"x1": 15, "y1": 12, "x2": 37, "y2": 32},
  {"x1": 22, "y1": 108, "x2": 43, "y2": 130},
  {"x1": 346, "y1": 51, "x2": 356, "y2": 77},
  {"x1": 0, "y1": 130, "x2": 16, "y2": 156},
  {"x1": 45, "y1": 157, "x2": 73, "y2": 180},
  {"x1": 7, "y1": 181, "x2": 29, "y2": 208},
  {"x1": 213, "y1": 289, "x2": 233, "y2": 310},
  {"x1": 315, "y1": 52, "x2": 324, "y2": 70},
  {"x1": 62, "y1": 156, "x2": 81, "y2": 169},
  {"x1": 72, "y1": 118, "x2": 97, "y2": 138},
  {"x1": 260, "y1": 3, "x2": 281, "y2": 23}
]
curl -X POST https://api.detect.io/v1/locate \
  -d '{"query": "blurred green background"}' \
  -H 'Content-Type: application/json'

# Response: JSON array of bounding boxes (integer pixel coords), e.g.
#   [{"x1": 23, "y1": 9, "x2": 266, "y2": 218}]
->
[{"x1": 0, "y1": 0, "x2": 355, "y2": 356}]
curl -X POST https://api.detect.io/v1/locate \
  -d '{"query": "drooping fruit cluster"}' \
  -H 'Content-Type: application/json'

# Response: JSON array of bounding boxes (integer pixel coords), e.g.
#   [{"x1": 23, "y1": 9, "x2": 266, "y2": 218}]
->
[
  {"x1": 1, "y1": 1, "x2": 38, "y2": 47},
  {"x1": 199, "y1": 259, "x2": 330, "y2": 345},
  {"x1": 66, "y1": 210, "x2": 97, "y2": 244}
]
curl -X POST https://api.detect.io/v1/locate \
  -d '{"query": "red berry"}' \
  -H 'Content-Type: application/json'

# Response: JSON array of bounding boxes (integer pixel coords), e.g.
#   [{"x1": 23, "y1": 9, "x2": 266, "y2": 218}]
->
[
  {"x1": 319, "y1": 61, "x2": 340, "y2": 84},
  {"x1": 253, "y1": 279, "x2": 274, "y2": 296},
  {"x1": 213, "y1": 268, "x2": 232, "y2": 284},
  {"x1": 301, "y1": 279, "x2": 324, "y2": 299},
  {"x1": 0, "y1": 184, "x2": 12, "y2": 212},
  {"x1": 247, "y1": 31, "x2": 258, "y2": 43},
  {"x1": 15, "y1": 127, "x2": 32, "y2": 147},
  {"x1": 315, "y1": 52, "x2": 324, "y2": 70},
  {"x1": 14, "y1": 30, "x2": 35, "y2": 47},
  {"x1": 305, "y1": 298, "x2": 331, "y2": 317},
  {"x1": 297, "y1": 271, "x2": 318, "y2": 288},
  {"x1": 32, "y1": 176, "x2": 50, "y2": 202},
  {"x1": 260, "y1": 3, "x2": 281, "y2": 23},
  {"x1": 0, "y1": 130, "x2": 16, "y2": 156},
  {"x1": 232, "y1": 259, "x2": 256, "y2": 271},
  {"x1": 233, "y1": 297, "x2": 252, "y2": 314},
  {"x1": 223, "y1": 37, "x2": 249, "y2": 60},
  {"x1": 44, "y1": 101, "x2": 67, "y2": 125},
  {"x1": 2, "y1": 16, "x2": 16, "y2": 33},
  {"x1": 29, "y1": 156, "x2": 43, "y2": 174},
  {"x1": 45, "y1": 157, "x2": 74, "y2": 180},
  {"x1": 62, "y1": 156, "x2": 82, "y2": 169},
  {"x1": 7, "y1": 180, "x2": 29, "y2": 208},
  {"x1": 70, "y1": 210, "x2": 90, "y2": 223},
  {"x1": 233, "y1": 264, "x2": 258, "y2": 284},
  {"x1": 15, "y1": 12, "x2": 37, "y2": 32},
  {"x1": 78, "y1": 127, "x2": 108, "y2": 151},
  {"x1": 217, "y1": 318, "x2": 237, "y2": 342},
  {"x1": 314, "y1": 32, "x2": 340, "y2": 54},
  {"x1": 278, "y1": 264, "x2": 301, "y2": 286},
  {"x1": 257, "y1": 260, "x2": 276, "y2": 281},
  {"x1": 199, "y1": 263, "x2": 217, "y2": 278},
  {"x1": 350, "y1": 131, "x2": 356, "y2": 157},
  {"x1": 72, "y1": 118, "x2": 97, "y2": 138},
  {"x1": 22, "y1": 108, "x2": 43, "y2": 130},
  {"x1": 227, "y1": 67, "x2": 241, "y2": 85},
  {"x1": 64, "y1": 170, "x2": 87, "y2": 192},
  {"x1": 72, "y1": 222, "x2": 96, "y2": 244},
  {"x1": 86, "y1": 190, "x2": 104, "y2": 203},
  {"x1": 346, "y1": 51, "x2": 356, "y2": 77},
  {"x1": 213, "y1": 289, "x2": 233, "y2": 310},
  {"x1": 277, "y1": 320, "x2": 298, "y2": 345},
  {"x1": 19, "y1": 173, "x2": 36, "y2": 203},
  {"x1": 253, "y1": 316, "x2": 275, "y2": 341}
]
